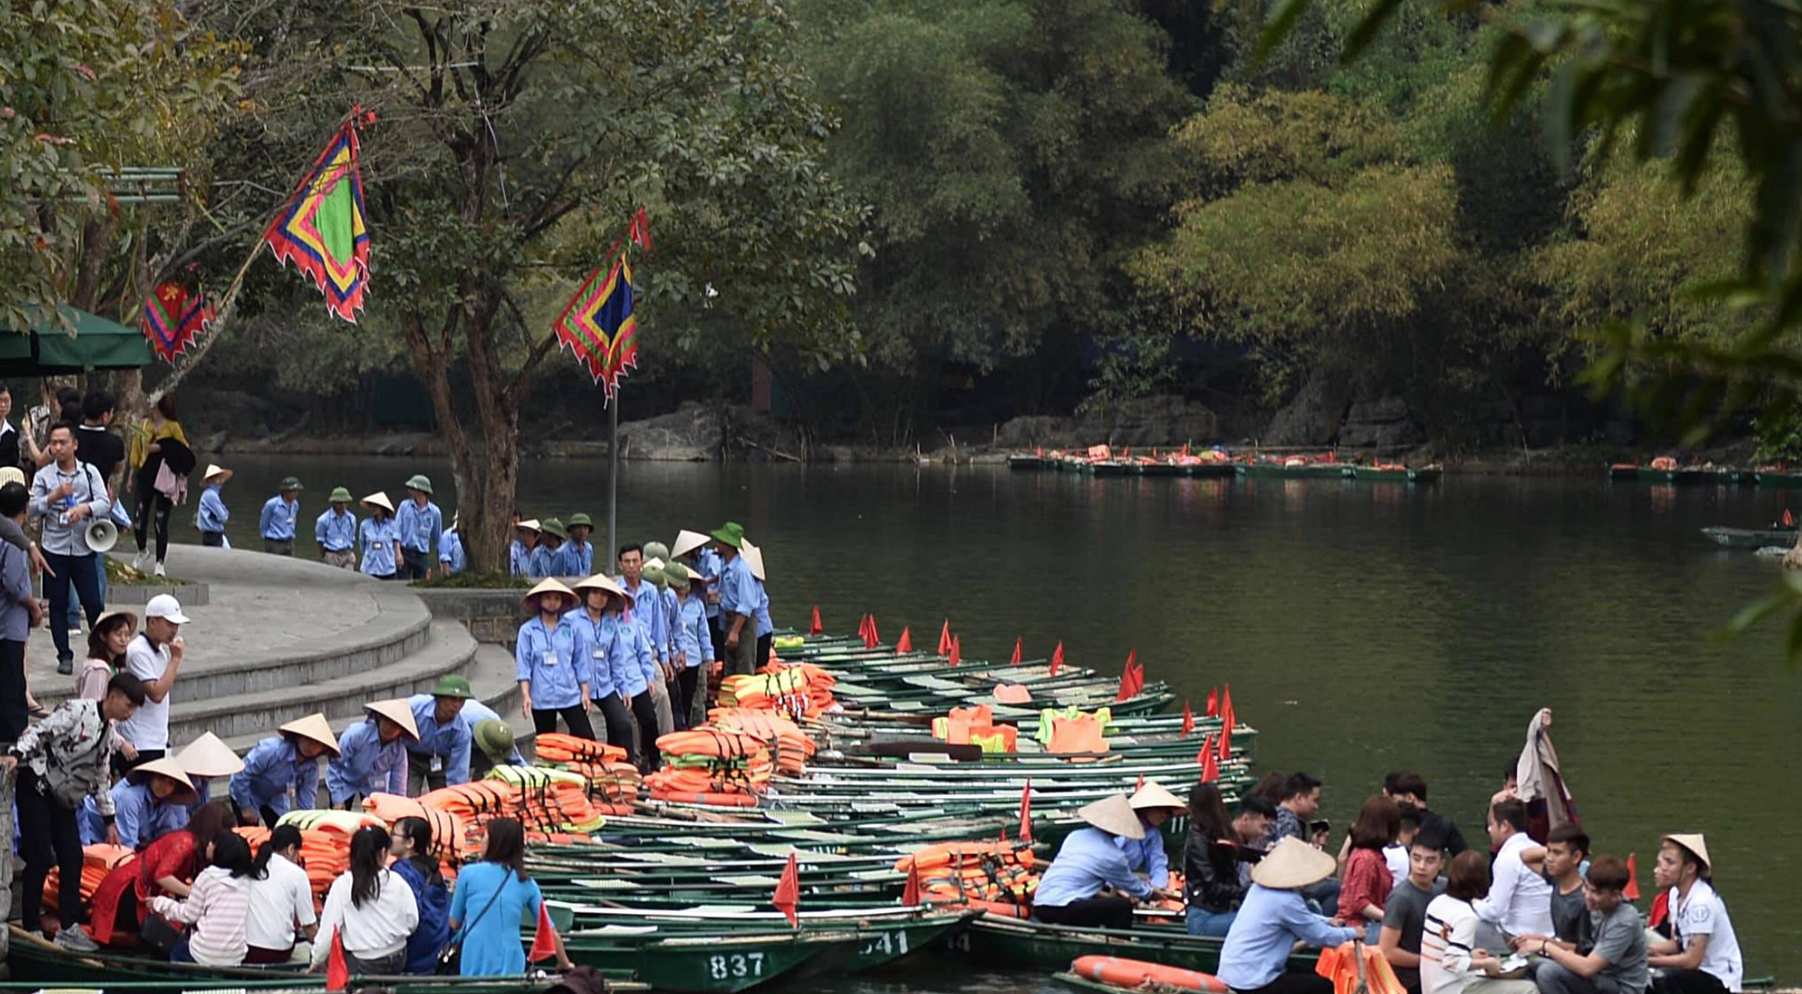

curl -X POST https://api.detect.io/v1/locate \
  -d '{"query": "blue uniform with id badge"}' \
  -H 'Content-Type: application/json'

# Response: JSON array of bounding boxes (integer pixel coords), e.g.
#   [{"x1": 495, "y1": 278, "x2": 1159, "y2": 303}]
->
[{"x1": 515, "y1": 612, "x2": 597, "y2": 739}]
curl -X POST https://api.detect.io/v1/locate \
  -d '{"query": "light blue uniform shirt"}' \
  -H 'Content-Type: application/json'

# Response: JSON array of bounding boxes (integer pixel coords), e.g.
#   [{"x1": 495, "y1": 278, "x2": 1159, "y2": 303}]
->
[
  {"x1": 515, "y1": 614, "x2": 589, "y2": 710},
  {"x1": 459, "y1": 699, "x2": 523, "y2": 764},
  {"x1": 574, "y1": 611, "x2": 653, "y2": 698},
  {"x1": 81, "y1": 780, "x2": 185, "y2": 849},
  {"x1": 405, "y1": 692, "x2": 471, "y2": 786},
  {"x1": 619, "y1": 576, "x2": 666, "y2": 661},
  {"x1": 567, "y1": 540, "x2": 595, "y2": 576},
  {"x1": 260, "y1": 495, "x2": 300, "y2": 540},
  {"x1": 1216, "y1": 884, "x2": 1361, "y2": 990},
  {"x1": 197, "y1": 484, "x2": 229, "y2": 533},
  {"x1": 670, "y1": 593, "x2": 712, "y2": 667},
  {"x1": 531, "y1": 542, "x2": 576, "y2": 579},
  {"x1": 509, "y1": 541, "x2": 533, "y2": 577},
  {"x1": 1034, "y1": 827, "x2": 1154, "y2": 908},
  {"x1": 229, "y1": 735, "x2": 321, "y2": 819},
  {"x1": 718, "y1": 555, "x2": 762, "y2": 634},
  {"x1": 360, "y1": 517, "x2": 400, "y2": 577},
  {"x1": 750, "y1": 576, "x2": 773, "y2": 637},
  {"x1": 689, "y1": 548, "x2": 724, "y2": 619},
  {"x1": 1114, "y1": 817, "x2": 1169, "y2": 886},
  {"x1": 439, "y1": 531, "x2": 466, "y2": 573},
  {"x1": 28, "y1": 461, "x2": 111, "y2": 556},
  {"x1": 395, "y1": 499, "x2": 443, "y2": 556},
  {"x1": 326, "y1": 717, "x2": 407, "y2": 803},
  {"x1": 315, "y1": 508, "x2": 357, "y2": 552}
]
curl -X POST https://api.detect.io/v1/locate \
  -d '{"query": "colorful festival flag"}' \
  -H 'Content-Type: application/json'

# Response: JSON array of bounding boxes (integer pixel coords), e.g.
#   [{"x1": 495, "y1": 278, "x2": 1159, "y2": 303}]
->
[
  {"x1": 552, "y1": 251, "x2": 640, "y2": 398},
  {"x1": 264, "y1": 114, "x2": 372, "y2": 323},
  {"x1": 141, "y1": 279, "x2": 216, "y2": 363}
]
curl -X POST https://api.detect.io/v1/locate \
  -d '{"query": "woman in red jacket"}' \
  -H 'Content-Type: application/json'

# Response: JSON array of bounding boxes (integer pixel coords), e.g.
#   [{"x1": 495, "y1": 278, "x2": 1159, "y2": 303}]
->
[{"x1": 88, "y1": 801, "x2": 238, "y2": 948}]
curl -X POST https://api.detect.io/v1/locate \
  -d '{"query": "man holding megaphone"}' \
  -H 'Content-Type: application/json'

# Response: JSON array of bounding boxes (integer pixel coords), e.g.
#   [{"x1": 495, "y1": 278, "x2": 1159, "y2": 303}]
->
[{"x1": 28, "y1": 423, "x2": 110, "y2": 675}]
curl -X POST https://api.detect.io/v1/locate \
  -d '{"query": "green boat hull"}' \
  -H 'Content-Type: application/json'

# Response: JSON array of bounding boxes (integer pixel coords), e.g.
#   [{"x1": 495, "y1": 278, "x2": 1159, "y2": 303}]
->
[
  {"x1": 940, "y1": 916, "x2": 1318, "y2": 975},
  {"x1": 1701, "y1": 526, "x2": 1797, "y2": 549},
  {"x1": 565, "y1": 930, "x2": 848, "y2": 993},
  {"x1": 1236, "y1": 463, "x2": 1350, "y2": 479},
  {"x1": 1352, "y1": 467, "x2": 1442, "y2": 484},
  {"x1": 1756, "y1": 471, "x2": 1802, "y2": 488}
]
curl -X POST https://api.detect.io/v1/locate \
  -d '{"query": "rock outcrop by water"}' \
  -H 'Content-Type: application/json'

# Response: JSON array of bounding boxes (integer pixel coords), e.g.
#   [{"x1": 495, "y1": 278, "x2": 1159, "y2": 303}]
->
[
  {"x1": 995, "y1": 395, "x2": 1219, "y2": 449},
  {"x1": 616, "y1": 402, "x2": 723, "y2": 461}
]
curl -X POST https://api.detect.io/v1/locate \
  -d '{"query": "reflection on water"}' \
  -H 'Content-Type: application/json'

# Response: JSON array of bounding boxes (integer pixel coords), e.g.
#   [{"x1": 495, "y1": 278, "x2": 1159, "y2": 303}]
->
[{"x1": 209, "y1": 457, "x2": 1802, "y2": 981}]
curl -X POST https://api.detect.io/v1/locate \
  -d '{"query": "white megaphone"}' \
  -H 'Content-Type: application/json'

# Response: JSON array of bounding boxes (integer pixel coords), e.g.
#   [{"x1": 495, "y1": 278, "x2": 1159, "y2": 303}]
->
[{"x1": 85, "y1": 518, "x2": 118, "y2": 554}]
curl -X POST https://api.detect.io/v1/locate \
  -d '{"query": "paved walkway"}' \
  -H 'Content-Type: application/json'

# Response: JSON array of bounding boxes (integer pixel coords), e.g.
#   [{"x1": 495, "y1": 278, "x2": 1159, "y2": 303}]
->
[{"x1": 29, "y1": 546, "x2": 385, "y2": 708}]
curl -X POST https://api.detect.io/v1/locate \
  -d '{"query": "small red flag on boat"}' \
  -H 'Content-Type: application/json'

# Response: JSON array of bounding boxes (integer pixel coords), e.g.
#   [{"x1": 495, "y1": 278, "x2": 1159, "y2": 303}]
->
[
  {"x1": 903, "y1": 860, "x2": 923, "y2": 906},
  {"x1": 810, "y1": 605, "x2": 823, "y2": 635},
  {"x1": 1018, "y1": 780, "x2": 1033, "y2": 843},
  {"x1": 1218, "y1": 717, "x2": 1233, "y2": 761},
  {"x1": 1649, "y1": 890, "x2": 1670, "y2": 928},
  {"x1": 1786, "y1": 509, "x2": 1796, "y2": 527},
  {"x1": 1049, "y1": 642, "x2": 1065, "y2": 675},
  {"x1": 528, "y1": 901, "x2": 559, "y2": 962},
  {"x1": 1010, "y1": 637, "x2": 1023, "y2": 664},
  {"x1": 1221, "y1": 683, "x2": 1235, "y2": 727},
  {"x1": 939, "y1": 620, "x2": 953, "y2": 656},
  {"x1": 857, "y1": 613, "x2": 870, "y2": 640},
  {"x1": 1201, "y1": 741, "x2": 1219, "y2": 784},
  {"x1": 326, "y1": 930, "x2": 351, "y2": 991},
  {"x1": 1205, "y1": 687, "x2": 1220, "y2": 718},
  {"x1": 1196, "y1": 732, "x2": 1214, "y2": 767},
  {"x1": 1624, "y1": 853, "x2": 1640, "y2": 901},
  {"x1": 1182, "y1": 701, "x2": 1194, "y2": 738},
  {"x1": 896, "y1": 627, "x2": 913, "y2": 653},
  {"x1": 867, "y1": 616, "x2": 881, "y2": 648},
  {"x1": 948, "y1": 636, "x2": 962, "y2": 666},
  {"x1": 1129, "y1": 655, "x2": 1145, "y2": 695},
  {"x1": 773, "y1": 852, "x2": 800, "y2": 927},
  {"x1": 1116, "y1": 657, "x2": 1136, "y2": 702},
  {"x1": 1135, "y1": 773, "x2": 1145, "y2": 791}
]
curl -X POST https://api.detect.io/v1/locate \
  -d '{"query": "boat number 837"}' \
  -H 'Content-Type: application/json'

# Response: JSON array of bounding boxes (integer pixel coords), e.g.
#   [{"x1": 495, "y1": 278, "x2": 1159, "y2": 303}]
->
[{"x1": 707, "y1": 953, "x2": 766, "y2": 979}]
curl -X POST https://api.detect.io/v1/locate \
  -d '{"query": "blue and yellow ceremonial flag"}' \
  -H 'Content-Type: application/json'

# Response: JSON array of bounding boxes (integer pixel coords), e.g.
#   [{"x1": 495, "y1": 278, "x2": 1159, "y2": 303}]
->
[
  {"x1": 552, "y1": 251, "x2": 640, "y2": 399},
  {"x1": 264, "y1": 116, "x2": 371, "y2": 322}
]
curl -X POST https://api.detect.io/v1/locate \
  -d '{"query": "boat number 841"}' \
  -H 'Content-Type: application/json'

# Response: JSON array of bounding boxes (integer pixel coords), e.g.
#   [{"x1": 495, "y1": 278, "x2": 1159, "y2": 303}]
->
[{"x1": 708, "y1": 953, "x2": 766, "y2": 979}]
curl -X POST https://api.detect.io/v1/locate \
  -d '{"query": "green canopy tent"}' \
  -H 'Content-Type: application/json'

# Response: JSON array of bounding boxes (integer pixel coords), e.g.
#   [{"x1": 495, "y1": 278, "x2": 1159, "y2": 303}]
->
[{"x1": 0, "y1": 306, "x2": 152, "y2": 375}]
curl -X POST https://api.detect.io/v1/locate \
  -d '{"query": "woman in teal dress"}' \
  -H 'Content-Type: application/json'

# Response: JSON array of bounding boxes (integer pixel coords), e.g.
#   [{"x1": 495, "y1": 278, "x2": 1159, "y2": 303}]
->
[{"x1": 447, "y1": 818, "x2": 573, "y2": 976}]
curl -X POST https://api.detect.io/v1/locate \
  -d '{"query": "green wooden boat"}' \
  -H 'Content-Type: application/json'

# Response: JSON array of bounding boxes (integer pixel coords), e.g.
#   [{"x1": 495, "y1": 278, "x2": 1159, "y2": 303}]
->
[
  {"x1": 563, "y1": 928, "x2": 853, "y2": 992},
  {"x1": 1755, "y1": 469, "x2": 1802, "y2": 488},
  {"x1": 1351, "y1": 466, "x2": 1442, "y2": 484},
  {"x1": 1184, "y1": 464, "x2": 1236, "y2": 478},
  {"x1": 1007, "y1": 455, "x2": 1050, "y2": 471},
  {"x1": 1701, "y1": 526, "x2": 1797, "y2": 549},
  {"x1": 1085, "y1": 462, "x2": 1139, "y2": 477},
  {"x1": 940, "y1": 916, "x2": 1320, "y2": 975},
  {"x1": 1236, "y1": 462, "x2": 1351, "y2": 480}
]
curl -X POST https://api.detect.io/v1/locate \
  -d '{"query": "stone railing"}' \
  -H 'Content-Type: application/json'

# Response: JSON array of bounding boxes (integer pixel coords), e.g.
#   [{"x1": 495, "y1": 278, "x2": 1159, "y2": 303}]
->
[{"x1": 412, "y1": 588, "x2": 527, "y2": 648}]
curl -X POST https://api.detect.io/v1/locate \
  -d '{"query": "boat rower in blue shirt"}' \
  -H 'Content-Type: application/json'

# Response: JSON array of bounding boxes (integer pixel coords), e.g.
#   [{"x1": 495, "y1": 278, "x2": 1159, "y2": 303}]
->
[
  {"x1": 531, "y1": 519, "x2": 576, "y2": 578},
  {"x1": 439, "y1": 516, "x2": 467, "y2": 574},
  {"x1": 196, "y1": 465, "x2": 232, "y2": 546},
  {"x1": 566, "y1": 514, "x2": 597, "y2": 576},
  {"x1": 616, "y1": 545, "x2": 666, "y2": 666},
  {"x1": 572, "y1": 576, "x2": 662, "y2": 772},
  {"x1": 1031, "y1": 795, "x2": 1179, "y2": 929},
  {"x1": 509, "y1": 519, "x2": 539, "y2": 577},
  {"x1": 460, "y1": 698, "x2": 525, "y2": 778},
  {"x1": 1216, "y1": 838, "x2": 1361, "y2": 993},
  {"x1": 514, "y1": 579, "x2": 595, "y2": 741},
  {"x1": 394, "y1": 474, "x2": 443, "y2": 581},
  {"x1": 358, "y1": 492, "x2": 400, "y2": 579},
  {"x1": 228, "y1": 713, "x2": 340, "y2": 826},
  {"x1": 258, "y1": 476, "x2": 303, "y2": 555},
  {"x1": 1116, "y1": 782, "x2": 1185, "y2": 889},
  {"x1": 314, "y1": 487, "x2": 358, "y2": 569},
  {"x1": 80, "y1": 758, "x2": 197, "y2": 849},
  {"x1": 326, "y1": 700, "x2": 418, "y2": 808},
  {"x1": 405, "y1": 678, "x2": 475, "y2": 794}
]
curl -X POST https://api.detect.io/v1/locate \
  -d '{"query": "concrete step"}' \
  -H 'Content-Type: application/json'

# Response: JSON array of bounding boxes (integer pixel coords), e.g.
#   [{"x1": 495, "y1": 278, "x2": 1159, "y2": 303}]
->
[{"x1": 170, "y1": 619, "x2": 476, "y2": 743}]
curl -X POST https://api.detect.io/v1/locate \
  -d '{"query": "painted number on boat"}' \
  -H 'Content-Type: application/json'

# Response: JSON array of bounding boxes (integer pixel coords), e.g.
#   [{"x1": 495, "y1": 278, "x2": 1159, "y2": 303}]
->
[
  {"x1": 862, "y1": 930, "x2": 909, "y2": 956},
  {"x1": 708, "y1": 953, "x2": 766, "y2": 980},
  {"x1": 946, "y1": 932, "x2": 972, "y2": 953}
]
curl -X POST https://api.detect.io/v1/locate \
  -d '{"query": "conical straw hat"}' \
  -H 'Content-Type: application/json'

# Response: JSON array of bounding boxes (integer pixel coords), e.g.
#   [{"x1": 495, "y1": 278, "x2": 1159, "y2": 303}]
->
[
  {"x1": 175, "y1": 732, "x2": 244, "y2": 778},
  {"x1": 364, "y1": 698, "x2": 420, "y2": 741},
  {"x1": 671, "y1": 529, "x2": 710, "y2": 559},
  {"x1": 1076, "y1": 794, "x2": 1145, "y2": 839},
  {"x1": 361, "y1": 491, "x2": 395, "y2": 514},
  {"x1": 1251, "y1": 836, "x2": 1339, "y2": 890},
  {"x1": 279, "y1": 713, "x2": 342, "y2": 757},
  {"x1": 1129, "y1": 781, "x2": 1186, "y2": 812},
  {"x1": 574, "y1": 573, "x2": 631, "y2": 606},
  {"x1": 524, "y1": 578, "x2": 577, "y2": 611},
  {"x1": 127, "y1": 757, "x2": 199, "y2": 805},
  {"x1": 1662, "y1": 833, "x2": 1712, "y2": 872},
  {"x1": 742, "y1": 540, "x2": 767, "y2": 582}
]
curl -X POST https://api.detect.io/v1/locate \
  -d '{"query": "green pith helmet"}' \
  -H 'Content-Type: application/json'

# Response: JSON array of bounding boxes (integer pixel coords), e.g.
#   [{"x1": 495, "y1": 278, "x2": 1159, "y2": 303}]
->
[
  {"x1": 662, "y1": 562, "x2": 690, "y2": 587},
  {"x1": 405, "y1": 474, "x2": 435, "y2": 495},
  {"x1": 280, "y1": 476, "x2": 303, "y2": 492},
  {"x1": 643, "y1": 541, "x2": 670, "y2": 562},
  {"x1": 642, "y1": 564, "x2": 667, "y2": 590},
  {"x1": 540, "y1": 518, "x2": 569, "y2": 541},
  {"x1": 431, "y1": 674, "x2": 473, "y2": 699},
  {"x1": 328, "y1": 487, "x2": 353, "y2": 504},
  {"x1": 709, "y1": 523, "x2": 742, "y2": 548},
  {"x1": 474, "y1": 719, "x2": 515, "y2": 759},
  {"x1": 568, "y1": 513, "x2": 593, "y2": 531}
]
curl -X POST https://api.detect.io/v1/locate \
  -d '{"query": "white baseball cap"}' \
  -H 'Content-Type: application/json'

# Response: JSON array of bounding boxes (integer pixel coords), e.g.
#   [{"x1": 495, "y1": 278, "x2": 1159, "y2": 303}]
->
[{"x1": 145, "y1": 594, "x2": 190, "y2": 624}]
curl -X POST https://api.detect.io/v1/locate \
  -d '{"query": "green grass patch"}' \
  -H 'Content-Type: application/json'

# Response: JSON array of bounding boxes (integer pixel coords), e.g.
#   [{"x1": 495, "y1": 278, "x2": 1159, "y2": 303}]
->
[
  {"x1": 411, "y1": 570, "x2": 530, "y2": 589},
  {"x1": 105, "y1": 557, "x2": 191, "y2": 586}
]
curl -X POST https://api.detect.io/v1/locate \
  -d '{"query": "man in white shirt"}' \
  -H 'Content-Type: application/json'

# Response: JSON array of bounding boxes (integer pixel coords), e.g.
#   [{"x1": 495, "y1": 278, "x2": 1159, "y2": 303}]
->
[
  {"x1": 245, "y1": 824, "x2": 318, "y2": 964},
  {"x1": 116, "y1": 594, "x2": 188, "y2": 765},
  {"x1": 1473, "y1": 798, "x2": 1553, "y2": 944},
  {"x1": 1649, "y1": 834, "x2": 1742, "y2": 994}
]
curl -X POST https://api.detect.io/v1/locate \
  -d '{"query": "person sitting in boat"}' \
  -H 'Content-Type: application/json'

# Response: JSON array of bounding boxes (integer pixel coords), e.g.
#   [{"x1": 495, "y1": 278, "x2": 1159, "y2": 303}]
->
[
  {"x1": 245, "y1": 825, "x2": 318, "y2": 964},
  {"x1": 325, "y1": 699, "x2": 419, "y2": 810},
  {"x1": 149, "y1": 830, "x2": 256, "y2": 965},
  {"x1": 1184, "y1": 781, "x2": 1250, "y2": 937},
  {"x1": 1476, "y1": 799, "x2": 1555, "y2": 942},
  {"x1": 311, "y1": 825, "x2": 420, "y2": 975},
  {"x1": 1382, "y1": 836, "x2": 1447, "y2": 994},
  {"x1": 1647, "y1": 835, "x2": 1742, "y2": 994},
  {"x1": 1120, "y1": 781, "x2": 1185, "y2": 890},
  {"x1": 1422, "y1": 851, "x2": 1542, "y2": 994},
  {"x1": 1217, "y1": 837, "x2": 1362, "y2": 994},
  {"x1": 446, "y1": 817, "x2": 574, "y2": 975},
  {"x1": 228, "y1": 713, "x2": 340, "y2": 826},
  {"x1": 80, "y1": 757, "x2": 199, "y2": 849},
  {"x1": 1522, "y1": 854, "x2": 1649, "y2": 994},
  {"x1": 1341, "y1": 795, "x2": 1403, "y2": 943},
  {"x1": 1032, "y1": 794, "x2": 1178, "y2": 929},
  {"x1": 390, "y1": 816, "x2": 452, "y2": 974},
  {"x1": 88, "y1": 800, "x2": 239, "y2": 949}
]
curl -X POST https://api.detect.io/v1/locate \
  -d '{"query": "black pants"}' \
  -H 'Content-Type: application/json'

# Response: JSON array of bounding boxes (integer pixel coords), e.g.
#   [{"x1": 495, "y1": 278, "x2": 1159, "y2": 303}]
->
[
  {"x1": 1033, "y1": 896, "x2": 1136, "y2": 929},
  {"x1": 708, "y1": 616, "x2": 725, "y2": 671},
  {"x1": 594, "y1": 695, "x2": 636, "y2": 758},
  {"x1": 755, "y1": 632, "x2": 772, "y2": 671},
  {"x1": 533, "y1": 705, "x2": 596, "y2": 740},
  {"x1": 1652, "y1": 971, "x2": 1730, "y2": 994},
  {"x1": 398, "y1": 548, "x2": 430, "y2": 580},
  {"x1": 18, "y1": 773, "x2": 84, "y2": 932},
  {"x1": 676, "y1": 667, "x2": 700, "y2": 729},
  {"x1": 1231, "y1": 974, "x2": 1338, "y2": 994},
  {"x1": 630, "y1": 691, "x2": 661, "y2": 772},
  {"x1": 0, "y1": 639, "x2": 27, "y2": 741},
  {"x1": 134, "y1": 489, "x2": 173, "y2": 561},
  {"x1": 264, "y1": 539, "x2": 294, "y2": 556},
  {"x1": 44, "y1": 550, "x2": 102, "y2": 664},
  {"x1": 201, "y1": 532, "x2": 224, "y2": 547},
  {"x1": 406, "y1": 752, "x2": 447, "y2": 796}
]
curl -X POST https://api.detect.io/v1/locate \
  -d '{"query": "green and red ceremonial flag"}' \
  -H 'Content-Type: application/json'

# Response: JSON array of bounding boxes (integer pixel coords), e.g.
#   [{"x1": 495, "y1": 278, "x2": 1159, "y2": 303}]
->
[
  {"x1": 264, "y1": 114, "x2": 372, "y2": 322},
  {"x1": 141, "y1": 279, "x2": 215, "y2": 363}
]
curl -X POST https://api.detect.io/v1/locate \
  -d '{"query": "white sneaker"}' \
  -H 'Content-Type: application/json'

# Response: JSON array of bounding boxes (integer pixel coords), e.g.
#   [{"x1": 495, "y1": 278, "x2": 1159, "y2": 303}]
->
[
  {"x1": 67, "y1": 628, "x2": 81, "y2": 640},
  {"x1": 55, "y1": 924, "x2": 99, "y2": 952},
  {"x1": 135, "y1": 549, "x2": 153, "y2": 572},
  {"x1": 154, "y1": 562, "x2": 166, "y2": 577}
]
